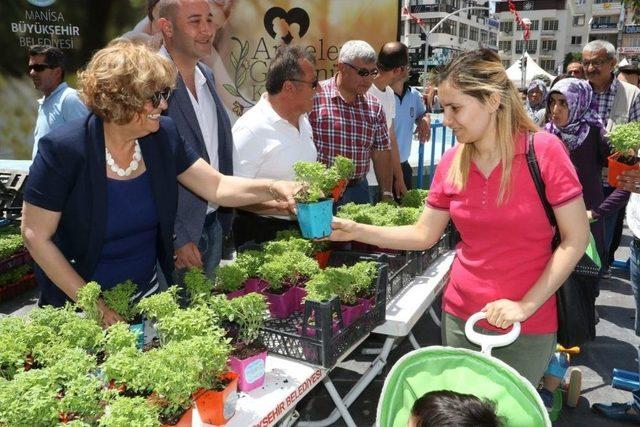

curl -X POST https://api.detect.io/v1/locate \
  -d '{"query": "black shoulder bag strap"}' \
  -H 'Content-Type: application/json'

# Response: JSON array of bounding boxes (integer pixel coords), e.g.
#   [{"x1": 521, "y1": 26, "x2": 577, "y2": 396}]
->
[{"x1": 525, "y1": 132, "x2": 562, "y2": 249}]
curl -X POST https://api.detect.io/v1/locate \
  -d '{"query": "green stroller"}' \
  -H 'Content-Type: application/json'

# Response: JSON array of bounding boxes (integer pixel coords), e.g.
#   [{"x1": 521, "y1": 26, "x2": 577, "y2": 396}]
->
[{"x1": 377, "y1": 312, "x2": 551, "y2": 427}]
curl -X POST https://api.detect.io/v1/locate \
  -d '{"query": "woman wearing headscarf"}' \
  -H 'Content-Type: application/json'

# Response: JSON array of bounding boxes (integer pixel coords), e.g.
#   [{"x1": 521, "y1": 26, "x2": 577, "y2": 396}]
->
[
  {"x1": 537, "y1": 77, "x2": 630, "y2": 408},
  {"x1": 525, "y1": 79, "x2": 548, "y2": 125}
]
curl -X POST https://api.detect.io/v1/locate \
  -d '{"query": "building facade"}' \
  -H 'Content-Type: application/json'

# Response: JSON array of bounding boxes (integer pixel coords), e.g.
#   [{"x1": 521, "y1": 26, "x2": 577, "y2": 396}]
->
[
  {"x1": 619, "y1": 4, "x2": 640, "y2": 61},
  {"x1": 402, "y1": 0, "x2": 499, "y2": 82}
]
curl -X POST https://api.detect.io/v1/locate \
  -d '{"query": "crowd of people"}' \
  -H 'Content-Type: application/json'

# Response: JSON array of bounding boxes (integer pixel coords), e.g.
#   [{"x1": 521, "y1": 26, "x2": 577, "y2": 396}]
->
[{"x1": 19, "y1": 0, "x2": 640, "y2": 424}]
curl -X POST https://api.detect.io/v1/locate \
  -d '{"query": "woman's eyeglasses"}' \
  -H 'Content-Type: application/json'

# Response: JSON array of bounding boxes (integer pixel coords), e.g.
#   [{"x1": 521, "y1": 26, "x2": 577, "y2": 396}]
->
[
  {"x1": 150, "y1": 87, "x2": 172, "y2": 108},
  {"x1": 343, "y1": 62, "x2": 379, "y2": 77},
  {"x1": 28, "y1": 63, "x2": 54, "y2": 73},
  {"x1": 289, "y1": 78, "x2": 319, "y2": 89}
]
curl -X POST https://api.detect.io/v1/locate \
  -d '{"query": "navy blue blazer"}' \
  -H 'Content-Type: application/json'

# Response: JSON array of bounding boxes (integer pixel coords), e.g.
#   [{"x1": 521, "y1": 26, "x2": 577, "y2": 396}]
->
[
  {"x1": 24, "y1": 114, "x2": 198, "y2": 307},
  {"x1": 164, "y1": 62, "x2": 234, "y2": 250}
]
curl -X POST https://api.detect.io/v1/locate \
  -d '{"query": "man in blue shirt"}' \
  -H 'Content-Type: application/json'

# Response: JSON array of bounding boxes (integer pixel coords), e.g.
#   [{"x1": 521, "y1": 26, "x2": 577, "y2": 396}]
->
[
  {"x1": 29, "y1": 45, "x2": 88, "y2": 159},
  {"x1": 386, "y1": 42, "x2": 430, "y2": 189}
]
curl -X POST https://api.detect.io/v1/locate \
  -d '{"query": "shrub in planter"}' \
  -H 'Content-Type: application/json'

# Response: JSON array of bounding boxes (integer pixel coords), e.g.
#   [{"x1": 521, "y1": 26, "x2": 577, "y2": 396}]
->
[
  {"x1": 0, "y1": 264, "x2": 31, "y2": 288},
  {"x1": 183, "y1": 267, "x2": 213, "y2": 305},
  {"x1": 153, "y1": 305, "x2": 217, "y2": 344},
  {"x1": 257, "y1": 255, "x2": 302, "y2": 318},
  {"x1": 98, "y1": 395, "x2": 161, "y2": 427},
  {"x1": 0, "y1": 315, "x2": 29, "y2": 380},
  {"x1": 103, "y1": 322, "x2": 139, "y2": 356},
  {"x1": 137, "y1": 286, "x2": 181, "y2": 323},
  {"x1": 304, "y1": 267, "x2": 364, "y2": 327},
  {"x1": 0, "y1": 368, "x2": 60, "y2": 426},
  {"x1": 292, "y1": 161, "x2": 339, "y2": 238},
  {"x1": 76, "y1": 281, "x2": 103, "y2": 325},
  {"x1": 0, "y1": 226, "x2": 24, "y2": 259},
  {"x1": 400, "y1": 189, "x2": 429, "y2": 208},
  {"x1": 607, "y1": 121, "x2": 640, "y2": 186},
  {"x1": 224, "y1": 293, "x2": 269, "y2": 391},
  {"x1": 214, "y1": 263, "x2": 248, "y2": 298},
  {"x1": 57, "y1": 374, "x2": 104, "y2": 424},
  {"x1": 102, "y1": 280, "x2": 139, "y2": 323},
  {"x1": 349, "y1": 261, "x2": 379, "y2": 309},
  {"x1": 235, "y1": 250, "x2": 267, "y2": 293},
  {"x1": 265, "y1": 235, "x2": 314, "y2": 257},
  {"x1": 329, "y1": 156, "x2": 355, "y2": 201}
]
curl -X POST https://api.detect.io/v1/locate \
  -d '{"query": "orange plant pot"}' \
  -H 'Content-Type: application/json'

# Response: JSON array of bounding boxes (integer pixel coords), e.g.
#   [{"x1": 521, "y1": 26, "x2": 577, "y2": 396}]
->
[
  {"x1": 194, "y1": 372, "x2": 239, "y2": 425},
  {"x1": 161, "y1": 407, "x2": 193, "y2": 427},
  {"x1": 314, "y1": 250, "x2": 332, "y2": 269},
  {"x1": 608, "y1": 153, "x2": 639, "y2": 187},
  {"x1": 330, "y1": 179, "x2": 347, "y2": 202}
]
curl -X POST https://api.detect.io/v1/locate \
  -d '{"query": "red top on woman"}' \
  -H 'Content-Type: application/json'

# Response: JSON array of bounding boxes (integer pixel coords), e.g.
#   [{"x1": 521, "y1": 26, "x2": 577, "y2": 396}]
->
[{"x1": 427, "y1": 131, "x2": 582, "y2": 334}]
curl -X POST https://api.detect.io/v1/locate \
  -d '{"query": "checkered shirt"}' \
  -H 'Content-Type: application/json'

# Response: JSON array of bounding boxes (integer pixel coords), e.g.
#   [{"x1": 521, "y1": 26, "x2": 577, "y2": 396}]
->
[
  {"x1": 308, "y1": 77, "x2": 390, "y2": 180},
  {"x1": 593, "y1": 77, "x2": 640, "y2": 123}
]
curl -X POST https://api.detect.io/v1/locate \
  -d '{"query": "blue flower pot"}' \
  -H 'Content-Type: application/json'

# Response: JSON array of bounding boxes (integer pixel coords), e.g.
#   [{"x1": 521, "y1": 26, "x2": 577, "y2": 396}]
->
[
  {"x1": 129, "y1": 322, "x2": 145, "y2": 349},
  {"x1": 296, "y1": 199, "x2": 333, "y2": 239}
]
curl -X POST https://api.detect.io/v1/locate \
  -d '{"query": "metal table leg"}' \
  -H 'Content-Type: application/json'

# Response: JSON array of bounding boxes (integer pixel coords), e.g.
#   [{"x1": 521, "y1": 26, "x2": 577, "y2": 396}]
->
[
  {"x1": 408, "y1": 332, "x2": 421, "y2": 350},
  {"x1": 429, "y1": 306, "x2": 441, "y2": 327},
  {"x1": 297, "y1": 337, "x2": 395, "y2": 427}
]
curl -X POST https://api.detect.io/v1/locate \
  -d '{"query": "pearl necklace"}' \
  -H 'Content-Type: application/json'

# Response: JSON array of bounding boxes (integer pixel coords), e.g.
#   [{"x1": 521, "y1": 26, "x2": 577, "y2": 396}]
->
[{"x1": 105, "y1": 140, "x2": 142, "y2": 177}]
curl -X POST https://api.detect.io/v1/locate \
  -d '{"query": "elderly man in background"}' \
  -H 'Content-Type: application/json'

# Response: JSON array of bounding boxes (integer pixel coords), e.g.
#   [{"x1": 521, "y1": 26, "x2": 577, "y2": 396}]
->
[
  {"x1": 28, "y1": 45, "x2": 88, "y2": 159},
  {"x1": 157, "y1": 0, "x2": 234, "y2": 282},
  {"x1": 232, "y1": 45, "x2": 318, "y2": 248},
  {"x1": 308, "y1": 40, "x2": 392, "y2": 207},
  {"x1": 583, "y1": 40, "x2": 639, "y2": 278}
]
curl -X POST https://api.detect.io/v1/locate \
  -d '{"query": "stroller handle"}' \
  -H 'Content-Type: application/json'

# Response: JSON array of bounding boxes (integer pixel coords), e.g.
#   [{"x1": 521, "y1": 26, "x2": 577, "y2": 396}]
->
[{"x1": 464, "y1": 312, "x2": 521, "y2": 356}]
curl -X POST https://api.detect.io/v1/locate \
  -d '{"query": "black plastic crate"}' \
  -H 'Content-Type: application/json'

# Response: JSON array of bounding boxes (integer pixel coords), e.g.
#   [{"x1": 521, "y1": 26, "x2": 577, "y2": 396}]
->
[
  {"x1": 259, "y1": 262, "x2": 388, "y2": 368},
  {"x1": 415, "y1": 232, "x2": 451, "y2": 275},
  {"x1": 327, "y1": 250, "x2": 415, "y2": 303}
]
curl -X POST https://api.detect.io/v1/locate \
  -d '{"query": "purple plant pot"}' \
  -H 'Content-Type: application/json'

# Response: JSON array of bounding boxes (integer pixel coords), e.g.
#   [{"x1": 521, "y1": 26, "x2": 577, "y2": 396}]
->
[
  {"x1": 228, "y1": 350, "x2": 267, "y2": 392},
  {"x1": 293, "y1": 286, "x2": 307, "y2": 313},
  {"x1": 225, "y1": 288, "x2": 246, "y2": 300},
  {"x1": 244, "y1": 278, "x2": 268, "y2": 294},
  {"x1": 358, "y1": 296, "x2": 376, "y2": 312},
  {"x1": 296, "y1": 321, "x2": 341, "y2": 364},
  {"x1": 341, "y1": 302, "x2": 366, "y2": 327},
  {"x1": 265, "y1": 286, "x2": 297, "y2": 319}
]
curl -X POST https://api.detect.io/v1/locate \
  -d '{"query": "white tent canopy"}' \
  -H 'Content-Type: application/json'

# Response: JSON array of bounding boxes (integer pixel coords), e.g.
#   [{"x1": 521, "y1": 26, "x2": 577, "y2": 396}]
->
[{"x1": 505, "y1": 52, "x2": 555, "y2": 88}]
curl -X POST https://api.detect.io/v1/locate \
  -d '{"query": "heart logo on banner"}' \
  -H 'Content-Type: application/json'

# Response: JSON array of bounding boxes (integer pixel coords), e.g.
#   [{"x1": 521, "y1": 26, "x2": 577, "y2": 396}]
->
[{"x1": 263, "y1": 7, "x2": 310, "y2": 44}]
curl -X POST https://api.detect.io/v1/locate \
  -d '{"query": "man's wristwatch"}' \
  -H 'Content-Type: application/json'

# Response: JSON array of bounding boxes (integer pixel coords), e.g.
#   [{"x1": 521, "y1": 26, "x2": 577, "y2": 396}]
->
[{"x1": 382, "y1": 191, "x2": 394, "y2": 198}]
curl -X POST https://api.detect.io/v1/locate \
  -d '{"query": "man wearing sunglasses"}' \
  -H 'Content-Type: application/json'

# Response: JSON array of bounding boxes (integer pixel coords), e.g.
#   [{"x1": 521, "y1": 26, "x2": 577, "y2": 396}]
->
[
  {"x1": 231, "y1": 45, "x2": 319, "y2": 248},
  {"x1": 309, "y1": 40, "x2": 393, "y2": 207},
  {"x1": 157, "y1": 0, "x2": 234, "y2": 283},
  {"x1": 28, "y1": 45, "x2": 88, "y2": 159}
]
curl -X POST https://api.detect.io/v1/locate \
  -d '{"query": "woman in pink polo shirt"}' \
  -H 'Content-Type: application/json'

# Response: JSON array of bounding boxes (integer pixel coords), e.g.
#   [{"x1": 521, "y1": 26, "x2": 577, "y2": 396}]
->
[{"x1": 328, "y1": 49, "x2": 590, "y2": 385}]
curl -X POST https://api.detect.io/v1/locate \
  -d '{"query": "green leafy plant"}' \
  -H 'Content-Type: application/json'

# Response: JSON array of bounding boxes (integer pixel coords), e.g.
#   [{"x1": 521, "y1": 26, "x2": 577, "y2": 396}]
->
[
  {"x1": 57, "y1": 374, "x2": 104, "y2": 424},
  {"x1": 293, "y1": 156, "x2": 354, "y2": 204},
  {"x1": 305, "y1": 262, "x2": 377, "y2": 305},
  {"x1": 75, "y1": 281, "x2": 103, "y2": 325},
  {"x1": 0, "y1": 316, "x2": 28, "y2": 380},
  {"x1": 349, "y1": 261, "x2": 379, "y2": 297},
  {"x1": 337, "y1": 202, "x2": 423, "y2": 227},
  {"x1": 235, "y1": 250, "x2": 265, "y2": 278},
  {"x1": 0, "y1": 368, "x2": 60, "y2": 426},
  {"x1": 0, "y1": 264, "x2": 31, "y2": 288},
  {"x1": 0, "y1": 226, "x2": 24, "y2": 259},
  {"x1": 154, "y1": 306, "x2": 218, "y2": 344},
  {"x1": 332, "y1": 155, "x2": 355, "y2": 182},
  {"x1": 136, "y1": 286, "x2": 180, "y2": 323},
  {"x1": 98, "y1": 396, "x2": 160, "y2": 427},
  {"x1": 103, "y1": 322, "x2": 139, "y2": 355},
  {"x1": 400, "y1": 189, "x2": 429, "y2": 208},
  {"x1": 609, "y1": 121, "x2": 640, "y2": 162},
  {"x1": 103, "y1": 280, "x2": 138, "y2": 322},
  {"x1": 264, "y1": 238, "x2": 314, "y2": 257},
  {"x1": 226, "y1": 293, "x2": 268, "y2": 346},
  {"x1": 214, "y1": 263, "x2": 248, "y2": 293},
  {"x1": 257, "y1": 257, "x2": 289, "y2": 292},
  {"x1": 184, "y1": 267, "x2": 213, "y2": 304}
]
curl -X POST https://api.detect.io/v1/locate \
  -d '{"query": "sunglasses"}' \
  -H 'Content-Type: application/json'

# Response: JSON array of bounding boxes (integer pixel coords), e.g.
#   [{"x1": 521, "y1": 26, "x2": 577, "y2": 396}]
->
[
  {"x1": 150, "y1": 87, "x2": 172, "y2": 108},
  {"x1": 28, "y1": 63, "x2": 54, "y2": 73},
  {"x1": 343, "y1": 62, "x2": 379, "y2": 77},
  {"x1": 290, "y1": 78, "x2": 319, "y2": 89}
]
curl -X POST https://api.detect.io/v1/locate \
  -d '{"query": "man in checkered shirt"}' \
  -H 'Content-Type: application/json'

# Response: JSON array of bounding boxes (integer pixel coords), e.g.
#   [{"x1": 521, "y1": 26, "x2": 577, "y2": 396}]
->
[
  {"x1": 582, "y1": 40, "x2": 639, "y2": 281},
  {"x1": 308, "y1": 40, "x2": 393, "y2": 208},
  {"x1": 583, "y1": 40, "x2": 640, "y2": 126}
]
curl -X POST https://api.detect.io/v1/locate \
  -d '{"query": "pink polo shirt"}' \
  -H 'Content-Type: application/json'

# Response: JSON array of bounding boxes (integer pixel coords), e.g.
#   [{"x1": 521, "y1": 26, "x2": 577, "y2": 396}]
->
[{"x1": 428, "y1": 131, "x2": 582, "y2": 334}]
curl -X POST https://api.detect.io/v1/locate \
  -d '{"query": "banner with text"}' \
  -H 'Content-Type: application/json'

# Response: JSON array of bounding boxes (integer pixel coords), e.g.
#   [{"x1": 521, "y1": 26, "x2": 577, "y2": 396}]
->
[{"x1": 1, "y1": 0, "x2": 398, "y2": 159}]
